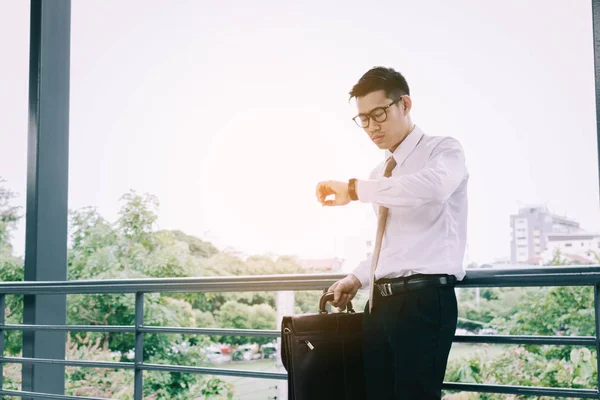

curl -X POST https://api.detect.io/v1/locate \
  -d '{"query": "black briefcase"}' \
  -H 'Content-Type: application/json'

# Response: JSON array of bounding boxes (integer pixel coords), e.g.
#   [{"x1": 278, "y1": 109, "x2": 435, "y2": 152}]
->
[{"x1": 281, "y1": 292, "x2": 366, "y2": 400}]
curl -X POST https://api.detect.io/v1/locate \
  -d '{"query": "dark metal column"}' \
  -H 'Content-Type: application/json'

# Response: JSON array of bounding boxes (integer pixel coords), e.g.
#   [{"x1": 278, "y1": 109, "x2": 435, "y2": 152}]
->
[
  {"x1": 22, "y1": 0, "x2": 71, "y2": 395},
  {"x1": 594, "y1": 0, "x2": 600, "y2": 199},
  {"x1": 593, "y1": 4, "x2": 600, "y2": 395}
]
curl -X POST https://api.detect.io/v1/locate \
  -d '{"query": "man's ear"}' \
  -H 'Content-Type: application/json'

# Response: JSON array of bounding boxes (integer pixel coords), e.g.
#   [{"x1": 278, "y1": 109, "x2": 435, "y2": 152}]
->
[{"x1": 402, "y1": 96, "x2": 413, "y2": 115}]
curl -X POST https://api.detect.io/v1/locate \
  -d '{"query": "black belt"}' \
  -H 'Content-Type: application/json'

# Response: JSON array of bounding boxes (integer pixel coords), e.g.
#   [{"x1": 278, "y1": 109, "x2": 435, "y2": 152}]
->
[{"x1": 374, "y1": 274, "x2": 456, "y2": 297}]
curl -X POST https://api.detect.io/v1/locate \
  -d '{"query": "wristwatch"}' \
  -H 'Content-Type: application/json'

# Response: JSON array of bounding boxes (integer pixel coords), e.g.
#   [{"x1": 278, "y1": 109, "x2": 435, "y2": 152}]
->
[{"x1": 348, "y1": 178, "x2": 358, "y2": 201}]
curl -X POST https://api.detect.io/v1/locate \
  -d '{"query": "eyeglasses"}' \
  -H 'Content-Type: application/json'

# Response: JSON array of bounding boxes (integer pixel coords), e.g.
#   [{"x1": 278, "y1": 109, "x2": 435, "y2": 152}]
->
[{"x1": 352, "y1": 97, "x2": 404, "y2": 128}]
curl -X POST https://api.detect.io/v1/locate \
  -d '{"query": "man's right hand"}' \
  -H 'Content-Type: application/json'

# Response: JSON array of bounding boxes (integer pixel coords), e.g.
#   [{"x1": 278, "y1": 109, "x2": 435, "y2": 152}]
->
[{"x1": 327, "y1": 274, "x2": 362, "y2": 311}]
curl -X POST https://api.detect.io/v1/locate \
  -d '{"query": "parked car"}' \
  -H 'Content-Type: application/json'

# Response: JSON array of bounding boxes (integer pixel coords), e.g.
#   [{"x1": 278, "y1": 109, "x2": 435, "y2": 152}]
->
[
  {"x1": 232, "y1": 344, "x2": 262, "y2": 361},
  {"x1": 260, "y1": 343, "x2": 277, "y2": 359},
  {"x1": 204, "y1": 347, "x2": 232, "y2": 364},
  {"x1": 455, "y1": 328, "x2": 473, "y2": 336}
]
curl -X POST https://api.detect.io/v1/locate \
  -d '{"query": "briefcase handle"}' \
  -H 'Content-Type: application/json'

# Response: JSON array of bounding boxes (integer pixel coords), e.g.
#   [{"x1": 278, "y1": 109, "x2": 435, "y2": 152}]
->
[{"x1": 319, "y1": 292, "x2": 356, "y2": 314}]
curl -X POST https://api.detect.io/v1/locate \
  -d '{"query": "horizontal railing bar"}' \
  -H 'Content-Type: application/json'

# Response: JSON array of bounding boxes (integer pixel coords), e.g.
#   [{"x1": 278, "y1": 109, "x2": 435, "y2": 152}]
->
[
  {"x1": 2, "y1": 324, "x2": 135, "y2": 333},
  {"x1": 459, "y1": 266, "x2": 600, "y2": 288},
  {"x1": 453, "y1": 334, "x2": 597, "y2": 346},
  {"x1": 3, "y1": 324, "x2": 593, "y2": 346},
  {"x1": 0, "y1": 273, "x2": 342, "y2": 287},
  {"x1": 0, "y1": 278, "x2": 340, "y2": 295},
  {"x1": 6, "y1": 362, "x2": 594, "y2": 396},
  {"x1": 2, "y1": 357, "x2": 134, "y2": 369},
  {"x1": 140, "y1": 363, "x2": 287, "y2": 380},
  {"x1": 442, "y1": 382, "x2": 598, "y2": 398},
  {"x1": 139, "y1": 326, "x2": 280, "y2": 337},
  {"x1": 1, "y1": 324, "x2": 280, "y2": 337},
  {"x1": 0, "y1": 266, "x2": 600, "y2": 294},
  {"x1": 0, "y1": 389, "x2": 111, "y2": 400},
  {"x1": 0, "y1": 362, "x2": 594, "y2": 397}
]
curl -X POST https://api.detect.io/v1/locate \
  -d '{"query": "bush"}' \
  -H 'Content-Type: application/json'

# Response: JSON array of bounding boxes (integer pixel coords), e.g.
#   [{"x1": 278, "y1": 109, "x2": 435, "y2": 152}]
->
[{"x1": 444, "y1": 345, "x2": 597, "y2": 400}]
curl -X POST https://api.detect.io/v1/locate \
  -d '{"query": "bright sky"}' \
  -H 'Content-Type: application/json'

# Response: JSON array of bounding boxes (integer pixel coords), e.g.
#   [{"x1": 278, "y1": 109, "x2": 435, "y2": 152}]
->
[{"x1": 1, "y1": 0, "x2": 598, "y2": 271}]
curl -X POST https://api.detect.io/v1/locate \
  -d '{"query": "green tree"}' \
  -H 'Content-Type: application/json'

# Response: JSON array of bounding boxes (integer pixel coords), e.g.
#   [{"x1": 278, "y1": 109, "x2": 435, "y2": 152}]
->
[
  {"x1": 0, "y1": 252, "x2": 24, "y2": 355},
  {"x1": 0, "y1": 178, "x2": 20, "y2": 251},
  {"x1": 446, "y1": 250, "x2": 599, "y2": 398},
  {"x1": 217, "y1": 301, "x2": 276, "y2": 345},
  {"x1": 217, "y1": 301, "x2": 252, "y2": 345},
  {"x1": 169, "y1": 230, "x2": 219, "y2": 259},
  {"x1": 68, "y1": 207, "x2": 119, "y2": 280},
  {"x1": 445, "y1": 346, "x2": 597, "y2": 399},
  {"x1": 0, "y1": 179, "x2": 24, "y2": 355},
  {"x1": 489, "y1": 249, "x2": 595, "y2": 361},
  {"x1": 0, "y1": 180, "x2": 347, "y2": 398},
  {"x1": 65, "y1": 191, "x2": 220, "y2": 398},
  {"x1": 118, "y1": 190, "x2": 159, "y2": 251}
]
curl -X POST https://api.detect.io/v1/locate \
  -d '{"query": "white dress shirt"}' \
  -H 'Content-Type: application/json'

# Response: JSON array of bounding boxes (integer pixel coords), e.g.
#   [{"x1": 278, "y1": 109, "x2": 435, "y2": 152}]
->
[{"x1": 351, "y1": 125, "x2": 468, "y2": 288}]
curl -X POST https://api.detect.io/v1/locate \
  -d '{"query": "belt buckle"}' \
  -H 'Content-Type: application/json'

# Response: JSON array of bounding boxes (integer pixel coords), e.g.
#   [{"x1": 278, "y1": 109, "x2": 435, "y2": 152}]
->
[{"x1": 378, "y1": 283, "x2": 393, "y2": 297}]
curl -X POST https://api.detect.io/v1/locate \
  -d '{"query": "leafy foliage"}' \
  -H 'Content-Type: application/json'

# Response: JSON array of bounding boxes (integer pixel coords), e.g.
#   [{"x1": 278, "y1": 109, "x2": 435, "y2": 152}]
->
[
  {"x1": 0, "y1": 178, "x2": 20, "y2": 251},
  {"x1": 0, "y1": 178, "x2": 24, "y2": 355},
  {"x1": 447, "y1": 250, "x2": 599, "y2": 398},
  {"x1": 445, "y1": 346, "x2": 597, "y2": 399}
]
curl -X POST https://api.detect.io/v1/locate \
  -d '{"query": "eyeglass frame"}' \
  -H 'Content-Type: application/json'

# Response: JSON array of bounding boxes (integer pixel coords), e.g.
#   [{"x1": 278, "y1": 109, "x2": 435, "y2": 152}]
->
[{"x1": 352, "y1": 96, "x2": 405, "y2": 128}]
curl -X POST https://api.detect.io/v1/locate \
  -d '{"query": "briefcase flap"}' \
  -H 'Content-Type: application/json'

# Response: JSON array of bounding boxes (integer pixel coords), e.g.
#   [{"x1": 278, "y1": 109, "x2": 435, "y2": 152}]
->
[{"x1": 282, "y1": 312, "x2": 363, "y2": 338}]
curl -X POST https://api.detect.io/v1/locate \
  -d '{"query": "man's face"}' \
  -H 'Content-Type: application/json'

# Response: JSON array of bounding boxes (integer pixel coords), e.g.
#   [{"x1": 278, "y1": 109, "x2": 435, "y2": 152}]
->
[{"x1": 355, "y1": 89, "x2": 411, "y2": 150}]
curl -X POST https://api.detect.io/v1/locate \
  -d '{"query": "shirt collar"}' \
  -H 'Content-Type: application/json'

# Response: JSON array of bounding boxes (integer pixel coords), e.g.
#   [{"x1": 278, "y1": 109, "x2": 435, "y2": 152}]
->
[{"x1": 385, "y1": 125, "x2": 424, "y2": 166}]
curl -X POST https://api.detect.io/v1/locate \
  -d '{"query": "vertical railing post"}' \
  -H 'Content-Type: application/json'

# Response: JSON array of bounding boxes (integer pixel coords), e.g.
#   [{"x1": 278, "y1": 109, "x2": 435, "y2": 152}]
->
[
  {"x1": 23, "y1": 0, "x2": 71, "y2": 396},
  {"x1": 593, "y1": 0, "x2": 600, "y2": 196},
  {"x1": 590, "y1": 0, "x2": 600, "y2": 396},
  {"x1": 594, "y1": 284, "x2": 600, "y2": 399},
  {"x1": 134, "y1": 292, "x2": 144, "y2": 400},
  {"x1": 0, "y1": 294, "x2": 5, "y2": 391}
]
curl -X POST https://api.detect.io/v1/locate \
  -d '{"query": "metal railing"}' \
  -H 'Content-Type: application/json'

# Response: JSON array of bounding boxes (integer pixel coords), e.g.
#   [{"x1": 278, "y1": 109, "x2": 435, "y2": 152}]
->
[{"x1": 1, "y1": 266, "x2": 600, "y2": 399}]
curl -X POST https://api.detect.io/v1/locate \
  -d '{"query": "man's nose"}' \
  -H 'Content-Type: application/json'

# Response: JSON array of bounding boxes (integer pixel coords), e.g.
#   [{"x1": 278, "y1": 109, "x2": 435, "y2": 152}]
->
[{"x1": 368, "y1": 120, "x2": 381, "y2": 134}]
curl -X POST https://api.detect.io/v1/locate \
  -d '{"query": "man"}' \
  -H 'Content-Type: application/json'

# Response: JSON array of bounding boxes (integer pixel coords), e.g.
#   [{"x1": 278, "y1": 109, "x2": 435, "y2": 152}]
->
[{"x1": 316, "y1": 66, "x2": 468, "y2": 399}]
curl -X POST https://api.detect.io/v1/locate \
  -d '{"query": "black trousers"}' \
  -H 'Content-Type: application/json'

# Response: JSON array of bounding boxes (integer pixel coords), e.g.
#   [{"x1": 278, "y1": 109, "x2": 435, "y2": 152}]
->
[{"x1": 363, "y1": 284, "x2": 458, "y2": 400}]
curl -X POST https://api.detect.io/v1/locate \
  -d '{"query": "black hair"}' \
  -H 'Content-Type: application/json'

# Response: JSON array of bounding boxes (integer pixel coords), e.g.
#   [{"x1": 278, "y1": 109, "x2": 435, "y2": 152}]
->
[{"x1": 349, "y1": 66, "x2": 410, "y2": 101}]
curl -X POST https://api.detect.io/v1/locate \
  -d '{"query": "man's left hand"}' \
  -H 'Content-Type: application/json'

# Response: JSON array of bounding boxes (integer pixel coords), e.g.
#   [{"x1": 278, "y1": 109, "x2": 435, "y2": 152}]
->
[{"x1": 316, "y1": 180, "x2": 351, "y2": 206}]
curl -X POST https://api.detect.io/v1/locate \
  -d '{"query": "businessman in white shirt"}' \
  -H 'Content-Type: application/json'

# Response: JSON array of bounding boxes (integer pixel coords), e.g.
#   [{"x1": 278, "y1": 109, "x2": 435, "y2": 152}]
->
[{"x1": 316, "y1": 66, "x2": 468, "y2": 399}]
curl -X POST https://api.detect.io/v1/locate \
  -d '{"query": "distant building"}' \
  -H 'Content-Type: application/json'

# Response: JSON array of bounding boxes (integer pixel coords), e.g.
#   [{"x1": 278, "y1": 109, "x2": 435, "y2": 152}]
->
[
  {"x1": 510, "y1": 205, "x2": 582, "y2": 264},
  {"x1": 540, "y1": 232, "x2": 600, "y2": 264},
  {"x1": 297, "y1": 257, "x2": 344, "y2": 273}
]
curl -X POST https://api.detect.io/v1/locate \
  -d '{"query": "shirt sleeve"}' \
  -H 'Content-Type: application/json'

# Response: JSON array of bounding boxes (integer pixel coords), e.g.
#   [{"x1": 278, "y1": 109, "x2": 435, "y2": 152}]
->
[
  {"x1": 356, "y1": 137, "x2": 467, "y2": 208},
  {"x1": 350, "y1": 255, "x2": 372, "y2": 289}
]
